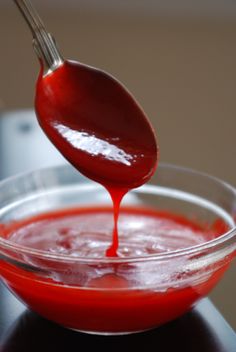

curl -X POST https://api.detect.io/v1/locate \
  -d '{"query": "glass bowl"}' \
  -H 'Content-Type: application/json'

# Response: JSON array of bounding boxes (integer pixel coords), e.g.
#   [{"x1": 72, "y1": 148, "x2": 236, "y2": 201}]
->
[{"x1": 0, "y1": 164, "x2": 235, "y2": 335}]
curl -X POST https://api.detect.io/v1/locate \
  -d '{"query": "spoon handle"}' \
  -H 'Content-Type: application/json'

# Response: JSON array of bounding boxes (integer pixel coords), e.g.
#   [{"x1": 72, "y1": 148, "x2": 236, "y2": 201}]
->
[{"x1": 13, "y1": 0, "x2": 63, "y2": 74}]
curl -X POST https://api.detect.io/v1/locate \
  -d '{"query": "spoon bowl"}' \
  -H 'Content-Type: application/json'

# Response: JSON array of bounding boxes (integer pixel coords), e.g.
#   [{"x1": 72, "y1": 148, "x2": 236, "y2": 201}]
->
[{"x1": 35, "y1": 60, "x2": 157, "y2": 189}]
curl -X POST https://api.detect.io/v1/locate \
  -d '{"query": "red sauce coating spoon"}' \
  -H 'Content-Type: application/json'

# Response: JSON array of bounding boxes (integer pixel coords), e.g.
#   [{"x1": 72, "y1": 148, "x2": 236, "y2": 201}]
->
[{"x1": 14, "y1": 0, "x2": 158, "y2": 256}]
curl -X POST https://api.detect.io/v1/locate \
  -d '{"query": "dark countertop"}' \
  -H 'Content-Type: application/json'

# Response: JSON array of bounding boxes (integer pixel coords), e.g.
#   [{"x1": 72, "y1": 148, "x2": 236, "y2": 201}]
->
[{"x1": 0, "y1": 282, "x2": 235, "y2": 352}]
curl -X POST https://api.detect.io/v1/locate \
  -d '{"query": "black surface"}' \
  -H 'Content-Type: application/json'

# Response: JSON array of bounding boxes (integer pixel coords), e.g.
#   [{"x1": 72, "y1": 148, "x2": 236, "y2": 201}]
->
[{"x1": 0, "y1": 282, "x2": 235, "y2": 352}]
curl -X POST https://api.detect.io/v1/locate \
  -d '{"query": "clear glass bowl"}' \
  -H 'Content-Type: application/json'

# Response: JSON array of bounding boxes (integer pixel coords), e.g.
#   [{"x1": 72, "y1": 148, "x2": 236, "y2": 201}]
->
[{"x1": 0, "y1": 164, "x2": 235, "y2": 335}]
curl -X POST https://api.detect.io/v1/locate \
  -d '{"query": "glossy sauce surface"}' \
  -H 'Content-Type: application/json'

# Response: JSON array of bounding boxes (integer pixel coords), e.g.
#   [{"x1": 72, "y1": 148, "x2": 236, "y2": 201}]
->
[
  {"x1": 7, "y1": 207, "x2": 212, "y2": 259},
  {"x1": 35, "y1": 61, "x2": 158, "y2": 190}
]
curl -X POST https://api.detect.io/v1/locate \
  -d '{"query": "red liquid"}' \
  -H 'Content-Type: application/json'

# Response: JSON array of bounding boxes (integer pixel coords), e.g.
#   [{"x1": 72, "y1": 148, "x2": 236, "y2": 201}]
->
[
  {"x1": 35, "y1": 60, "x2": 158, "y2": 256},
  {"x1": 0, "y1": 207, "x2": 229, "y2": 334},
  {"x1": 35, "y1": 61, "x2": 157, "y2": 190}
]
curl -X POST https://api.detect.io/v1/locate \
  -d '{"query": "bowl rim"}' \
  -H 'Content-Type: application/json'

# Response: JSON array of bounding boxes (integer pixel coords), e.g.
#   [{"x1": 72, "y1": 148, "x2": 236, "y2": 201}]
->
[{"x1": 0, "y1": 163, "x2": 235, "y2": 264}]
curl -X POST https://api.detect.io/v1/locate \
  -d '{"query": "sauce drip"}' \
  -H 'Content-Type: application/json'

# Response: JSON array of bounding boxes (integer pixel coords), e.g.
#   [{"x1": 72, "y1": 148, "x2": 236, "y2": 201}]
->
[{"x1": 105, "y1": 188, "x2": 128, "y2": 257}]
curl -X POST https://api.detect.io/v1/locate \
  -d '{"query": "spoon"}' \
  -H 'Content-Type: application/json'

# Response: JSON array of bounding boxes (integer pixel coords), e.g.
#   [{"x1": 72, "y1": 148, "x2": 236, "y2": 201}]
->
[
  {"x1": 14, "y1": 0, "x2": 158, "y2": 190},
  {"x1": 14, "y1": 0, "x2": 158, "y2": 256}
]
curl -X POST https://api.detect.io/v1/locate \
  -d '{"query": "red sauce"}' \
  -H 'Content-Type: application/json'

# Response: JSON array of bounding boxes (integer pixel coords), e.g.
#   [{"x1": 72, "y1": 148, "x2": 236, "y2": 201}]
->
[
  {"x1": 35, "y1": 60, "x2": 158, "y2": 256},
  {"x1": 35, "y1": 61, "x2": 157, "y2": 190},
  {"x1": 0, "y1": 207, "x2": 229, "y2": 333}
]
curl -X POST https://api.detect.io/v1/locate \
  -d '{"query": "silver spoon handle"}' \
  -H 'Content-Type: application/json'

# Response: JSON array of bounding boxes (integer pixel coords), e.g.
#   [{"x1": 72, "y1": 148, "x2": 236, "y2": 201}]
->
[{"x1": 13, "y1": 0, "x2": 63, "y2": 73}]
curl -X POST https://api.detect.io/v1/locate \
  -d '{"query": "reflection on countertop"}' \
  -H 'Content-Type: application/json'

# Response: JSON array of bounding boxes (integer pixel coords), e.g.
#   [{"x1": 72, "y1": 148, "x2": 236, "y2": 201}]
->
[{"x1": 0, "y1": 282, "x2": 235, "y2": 352}]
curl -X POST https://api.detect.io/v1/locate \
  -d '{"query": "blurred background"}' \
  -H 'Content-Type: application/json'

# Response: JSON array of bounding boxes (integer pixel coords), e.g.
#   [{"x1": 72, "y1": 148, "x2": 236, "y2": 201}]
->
[{"x1": 0, "y1": 0, "x2": 235, "y2": 329}]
